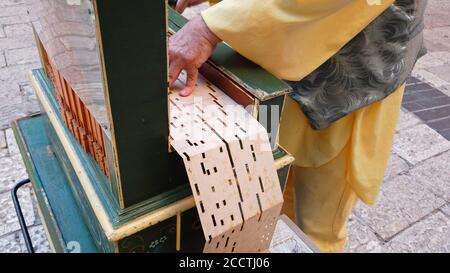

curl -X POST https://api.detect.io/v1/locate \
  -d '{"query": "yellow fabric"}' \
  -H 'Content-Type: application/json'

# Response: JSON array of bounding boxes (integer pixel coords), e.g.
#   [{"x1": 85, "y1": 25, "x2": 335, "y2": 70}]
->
[
  {"x1": 280, "y1": 85, "x2": 405, "y2": 252},
  {"x1": 281, "y1": 84, "x2": 405, "y2": 205},
  {"x1": 202, "y1": 0, "x2": 402, "y2": 252},
  {"x1": 202, "y1": 0, "x2": 394, "y2": 81},
  {"x1": 289, "y1": 152, "x2": 359, "y2": 252}
]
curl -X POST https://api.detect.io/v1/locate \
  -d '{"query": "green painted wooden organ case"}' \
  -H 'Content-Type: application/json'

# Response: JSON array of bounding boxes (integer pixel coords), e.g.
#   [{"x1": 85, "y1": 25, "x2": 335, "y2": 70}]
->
[{"x1": 12, "y1": 0, "x2": 294, "y2": 253}]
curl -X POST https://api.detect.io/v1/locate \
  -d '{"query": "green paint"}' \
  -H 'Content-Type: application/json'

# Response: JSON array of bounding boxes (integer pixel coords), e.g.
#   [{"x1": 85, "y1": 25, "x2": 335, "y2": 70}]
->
[
  {"x1": 95, "y1": 0, "x2": 176, "y2": 208},
  {"x1": 277, "y1": 164, "x2": 291, "y2": 193},
  {"x1": 13, "y1": 115, "x2": 99, "y2": 253},
  {"x1": 118, "y1": 216, "x2": 177, "y2": 253},
  {"x1": 43, "y1": 117, "x2": 115, "y2": 252},
  {"x1": 117, "y1": 207, "x2": 205, "y2": 253},
  {"x1": 13, "y1": 119, "x2": 66, "y2": 253},
  {"x1": 272, "y1": 146, "x2": 288, "y2": 161},
  {"x1": 180, "y1": 208, "x2": 205, "y2": 253}
]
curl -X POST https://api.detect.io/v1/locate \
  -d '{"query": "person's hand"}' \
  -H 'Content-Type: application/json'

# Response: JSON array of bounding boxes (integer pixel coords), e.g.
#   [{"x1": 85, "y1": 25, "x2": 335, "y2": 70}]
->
[
  {"x1": 175, "y1": 0, "x2": 209, "y2": 14},
  {"x1": 169, "y1": 16, "x2": 221, "y2": 96}
]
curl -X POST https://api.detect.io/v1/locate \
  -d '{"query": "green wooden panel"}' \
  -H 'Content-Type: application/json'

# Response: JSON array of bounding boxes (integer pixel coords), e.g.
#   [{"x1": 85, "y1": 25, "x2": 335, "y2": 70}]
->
[
  {"x1": 118, "y1": 152, "x2": 192, "y2": 223},
  {"x1": 14, "y1": 121, "x2": 66, "y2": 253},
  {"x1": 180, "y1": 208, "x2": 205, "y2": 253},
  {"x1": 168, "y1": 8, "x2": 292, "y2": 101},
  {"x1": 13, "y1": 115, "x2": 99, "y2": 253},
  {"x1": 277, "y1": 164, "x2": 291, "y2": 193},
  {"x1": 43, "y1": 116, "x2": 115, "y2": 252},
  {"x1": 272, "y1": 146, "x2": 288, "y2": 161},
  {"x1": 118, "y1": 216, "x2": 177, "y2": 253},
  {"x1": 95, "y1": 0, "x2": 176, "y2": 208},
  {"x1": 117, "y1": 207, "x2": 205, "y2": 253}
]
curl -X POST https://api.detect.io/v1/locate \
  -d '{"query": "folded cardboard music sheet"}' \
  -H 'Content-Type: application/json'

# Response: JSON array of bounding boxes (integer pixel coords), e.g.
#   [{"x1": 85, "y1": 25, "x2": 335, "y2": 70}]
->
[{"x1": 169, "y1": 72, "x2": 284, "y2": 253}]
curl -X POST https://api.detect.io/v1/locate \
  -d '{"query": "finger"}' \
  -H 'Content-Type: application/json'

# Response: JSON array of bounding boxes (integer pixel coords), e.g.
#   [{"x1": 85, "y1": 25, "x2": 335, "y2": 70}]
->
[
  {"x1": 175, "y1": 0, "x2": 189, "y2": 13},
  {"x1": 180, "y1": 67, "x2": 198, "y2": 97},
  {"x1": 192, "y1": 0, "x2": 208, "y2": 6},
  {"x1": 169, "y1": 60, "x2": 184, "y2": 87},
  {"x1": 188, "y1": 0, "x2": 201, "y2": 7}
]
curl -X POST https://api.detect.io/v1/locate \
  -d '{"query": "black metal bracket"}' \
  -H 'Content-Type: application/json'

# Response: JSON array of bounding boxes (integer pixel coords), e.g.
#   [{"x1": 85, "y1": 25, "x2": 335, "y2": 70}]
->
[{"x1": 11, "y1": 179, "x2": 35, "y2": 253}]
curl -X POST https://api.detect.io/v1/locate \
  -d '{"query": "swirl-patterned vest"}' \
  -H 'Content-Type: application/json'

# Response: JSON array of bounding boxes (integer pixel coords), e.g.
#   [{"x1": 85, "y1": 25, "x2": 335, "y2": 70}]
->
[{"x1": 288, "y1": 0, "x2": 428, "y2": 130}]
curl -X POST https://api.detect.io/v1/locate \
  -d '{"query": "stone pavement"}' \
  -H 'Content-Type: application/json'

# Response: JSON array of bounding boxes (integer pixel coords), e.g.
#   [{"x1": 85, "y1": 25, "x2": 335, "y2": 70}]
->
[
  {"x1": 0, "y1": 0, "x2": 50, "y2": 253},
  {"x1": 0, "y1": 0, "x2": 449, "y2": 253},
  {"x1": 345, "y1": 0, "x2": 450, "y2": 253}
]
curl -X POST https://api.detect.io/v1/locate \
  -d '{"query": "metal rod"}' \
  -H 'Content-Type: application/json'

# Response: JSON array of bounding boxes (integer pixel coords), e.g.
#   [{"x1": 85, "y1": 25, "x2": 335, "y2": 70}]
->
[{"x1": 11, "y1": 179, "x2": 35, "y2": 253}]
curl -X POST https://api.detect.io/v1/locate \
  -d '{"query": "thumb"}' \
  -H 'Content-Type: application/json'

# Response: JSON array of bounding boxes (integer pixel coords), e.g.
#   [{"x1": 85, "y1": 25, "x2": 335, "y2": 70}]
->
[
  {"x1": 180, "y1": 67, "x2": 198, "y2": 97},
  {"x1": 175, "y1": 0, "x2": 189, "y2": 13}
]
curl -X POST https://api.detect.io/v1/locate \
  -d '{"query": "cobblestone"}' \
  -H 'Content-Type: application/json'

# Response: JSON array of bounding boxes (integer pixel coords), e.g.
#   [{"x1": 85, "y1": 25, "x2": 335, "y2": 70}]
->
[
  {"x1": 0, "y1": 186, "x2": 35, "y2": 237},
  {"x1": 0, "y1": 62, "x2": 41, "y2": 85},
  {"x1": 0, "y1": 232, "x2": 22, "y2": 253},
  {"x1": 441, "y1": 204, "x2": 450, "y2": 217},
  {"x1": 407, "y1": 151, "x2": 450, "y2": 202},
  {"x1": 0, "y1": 130, "x2": 6, "y2": 149},
  {"x1": 353, "y1": 175, "x2": 446, "y2": 240},
  {"x1": 3, "y1": 23, "x2": 33, "y2": 37},
  {"x1": 413, "y1": 68, "x2": 450, "y2": 93},
  {"x1": 387, "y1": 212, "x2": 450, "y2": 253},
  {"x1": 392, "y1": 124, "x2": 450, "y2": 165},
  {"x1": 396, "y1": 109, "x2": 422, "y2": 132},
  {"x1": 5, "y1": 47, "x2": 39, "y2": 66},
  {"x1": 0, "y1": 34, "x2": 36, "y2": 51},
  {"x1": 18, "y1": 225, "x2": 52, "y2": 253},
  {"x1": 0, "y1": 4, "x2": 28, "y2": 18},
  {"x1": 0, "y1": 0, "x2": 28, "y2": 8},
  {"x1": 0, "y1": 14, "x2": 30, "y2": 26},
  {"x1": 345, "y1": 215, "x2": 384, "y2": 253},
  {"x1": 5, "y1": 128, "x2": 21, "y2": 158},
  {"x1": 0, "y1": 53, "x2": 6, "y2": 68},
  {"x1": 0, "y1": 155, "x2": 27, "y2": 193},
  {"x1": 383, "y1": 153, "x2": 410, "y2": 182}
]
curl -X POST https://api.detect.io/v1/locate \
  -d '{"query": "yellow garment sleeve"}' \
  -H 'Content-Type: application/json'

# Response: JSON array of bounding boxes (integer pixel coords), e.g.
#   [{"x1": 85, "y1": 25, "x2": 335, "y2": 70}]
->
[{"x1": 202, "y1": 0, "x2": 394, "y2": 81}]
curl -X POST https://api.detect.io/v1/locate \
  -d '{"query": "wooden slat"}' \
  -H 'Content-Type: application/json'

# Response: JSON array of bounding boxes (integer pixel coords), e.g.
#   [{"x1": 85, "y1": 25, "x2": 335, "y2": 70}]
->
[
  {"x1": 199, "y1": 62, "x2": 255, "y2": 109},
  {"x1": 37, "y1": 35, "x2": 109, "y2": 178}
]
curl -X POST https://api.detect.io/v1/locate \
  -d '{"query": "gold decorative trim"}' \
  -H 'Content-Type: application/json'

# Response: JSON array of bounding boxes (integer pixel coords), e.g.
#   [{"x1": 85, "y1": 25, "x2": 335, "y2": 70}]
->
[
  {"x1": 92, "y1": 0, "x2": 125, "y2": 209},
  {"x1": 274, "y1": 153, "x2": 295, "y2": 170},
  {"x1": 176, "y1": 212, "x2": 181, "y2": 251}
]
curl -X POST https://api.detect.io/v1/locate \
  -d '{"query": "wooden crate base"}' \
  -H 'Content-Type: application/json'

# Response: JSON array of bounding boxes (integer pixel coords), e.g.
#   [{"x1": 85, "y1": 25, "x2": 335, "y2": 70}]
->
[
  {"x1": 13, "y1": 114, "x2": 99, "y2": 253},
  {"x1": 17, "y1": 69, "x2": 298, "y2": 253}
]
